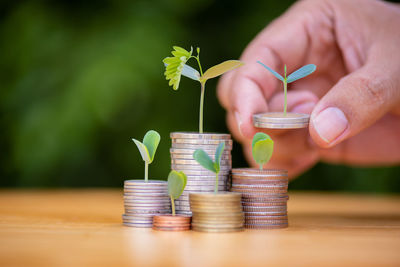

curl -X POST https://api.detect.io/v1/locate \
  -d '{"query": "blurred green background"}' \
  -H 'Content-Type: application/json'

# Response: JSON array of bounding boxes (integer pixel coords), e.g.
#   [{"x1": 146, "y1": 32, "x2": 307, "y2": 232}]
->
[{"x1": 1, "y1": 0, "x2": 399, "y2": 192}]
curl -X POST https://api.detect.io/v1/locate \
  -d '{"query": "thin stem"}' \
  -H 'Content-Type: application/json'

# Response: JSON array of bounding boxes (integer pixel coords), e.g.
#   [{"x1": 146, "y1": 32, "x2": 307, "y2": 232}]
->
[
  {"x1": 145, "y1": 162, "x2": 148, "y2": 182},
  {"x1": 170, "y1": 195, "x2": 175, "y2": 216},
  {"x1": 214, "y1": 172, "x2": 219, "y2": 194},
  {"x1": 283, "y1": 65, "x2": 287, "y2": 116},
  {"x1": 283, "y1": 80, "x2": 287, "y2": 116},
  {"x1": 259, "y1": 164, "x2": 263, "y2": 171},
  {"x1": 199, "y1": 82, "x2": 205, "y2": 133}
]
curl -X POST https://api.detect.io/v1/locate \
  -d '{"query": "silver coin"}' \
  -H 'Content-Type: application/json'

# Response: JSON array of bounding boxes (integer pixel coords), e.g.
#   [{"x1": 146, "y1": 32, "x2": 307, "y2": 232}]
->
[
  {"x1": 175, "y1": 206, "x2": 192, "y2": 211},
  {"x1": 124, "y1": 180, "x2": 167, "y2": 186},
  {"x1": 171, "y1": 159, "x2": 232, "y2": 166},
  {"x1": 125, "y1": 209, "x2": 171, "y2": 214},
  {"x1": 232, "y1": 184, "x2": 288, "y2": 189},
  {"x1": 176, "y1": 213, "x2": 192, "y2": 216},
  {"x1": 171, "y1": 164, "x2": 231, "y2": 171},
  {"x1": 186, "y1": 181, "x2": 228, "y2": 186},
  {"x1": 171, "y1": 153, "x2": 232, "y2": 160},
  {"x1": 123, "y1": 198, "x2": 170, "y2": 202},
  {"x1": 172, "y1": 138, "x2": 233, "y2": 145},
  {"x1": 170, "y1": 148, "x2": 231, "y2": 155},
  {"x1": 171, "y1": 143, "x2": 233, "y2": 150},
  {"x1": 253, "y1": 112, "x2": 309, "y2": 129},
  {"x1": 170, "y1": 132, "x2": 231, "y2": 140},
  {"x1": 123, "y1": 194, "x2": 169, "y2": 198},
  {"x1": 185, "y1": 176, "x2": 230, "y2": 182},
  {"x1": 171, "y1": 169, "x2": 230, "y2": 176},
  {"x1": 124, "y1": 204, "x2": 171, "y2": 209}
]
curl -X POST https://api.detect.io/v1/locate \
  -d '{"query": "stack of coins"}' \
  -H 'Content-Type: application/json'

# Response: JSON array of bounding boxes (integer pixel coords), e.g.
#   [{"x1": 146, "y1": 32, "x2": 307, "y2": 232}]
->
[
  {"x1": 122, "y1": 180, "x2": 171, "y2": 227},
  {"x1": 230, "y1": 169, "x2": 289, "y2": 229},
  {"x1": 152, "y1": 215, "x2": 191, "y2": 231},
  {"x1": 253, "y1": 112, "x2": 310, "y2": 129},
  {"x1": 189, "y1": 192, "x2": 244, "y2": 232},
  {"x1": 170, "y1": 132, "x2": 233, "y2": 215}
]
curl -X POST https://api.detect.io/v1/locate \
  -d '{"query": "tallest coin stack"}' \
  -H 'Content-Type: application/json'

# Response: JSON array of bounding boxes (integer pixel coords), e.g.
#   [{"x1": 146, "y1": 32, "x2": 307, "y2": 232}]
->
[{"x1": 170, "y1": 132, "x2": 233, "y2": 215}]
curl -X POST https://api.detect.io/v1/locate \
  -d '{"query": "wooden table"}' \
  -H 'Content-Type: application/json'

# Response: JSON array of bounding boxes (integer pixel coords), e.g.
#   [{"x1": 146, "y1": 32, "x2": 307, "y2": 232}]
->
[{"x1": 0, "y1": 190, "x2": 399, "y2": 267}]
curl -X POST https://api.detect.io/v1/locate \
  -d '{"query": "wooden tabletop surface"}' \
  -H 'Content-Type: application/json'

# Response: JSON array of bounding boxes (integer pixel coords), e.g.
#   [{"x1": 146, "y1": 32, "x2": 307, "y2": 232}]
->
[{"x1": 0, "y1": 189, "x2": 399, "y2": 267}]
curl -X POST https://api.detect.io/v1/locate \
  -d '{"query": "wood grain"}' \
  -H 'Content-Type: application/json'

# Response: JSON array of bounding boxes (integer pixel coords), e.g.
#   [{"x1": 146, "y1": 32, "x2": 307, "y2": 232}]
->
[{"x1": 0, "y1": 189, "x2": 399, "y2": 267}]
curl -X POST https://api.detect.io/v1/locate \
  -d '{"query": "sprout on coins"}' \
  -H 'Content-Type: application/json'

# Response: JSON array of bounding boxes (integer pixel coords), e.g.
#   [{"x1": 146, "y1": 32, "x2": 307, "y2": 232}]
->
[
  {"x1": 168, "y1": 170, "x2": 188, "y2": 216},
  {"x1": 163, "y1": 46, "x2": 244, "y2": 133},
  {"x1": 193, "y1": 141, "x2": 225, "y2": 194},
  {"x1": 256, "y1": 62, "x2": 316, "y2": 116},
  {"x1": 252, "y1": 132, "x2": 274, "y2": 170},
  {"x1": 132, "y1": 130, "x2": 161, "y2": 182}
]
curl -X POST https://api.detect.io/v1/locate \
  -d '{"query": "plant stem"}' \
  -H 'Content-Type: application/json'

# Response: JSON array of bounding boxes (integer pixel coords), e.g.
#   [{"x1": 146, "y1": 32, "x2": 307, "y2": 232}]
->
[
  {"x1": 214, "y1": 172, "x2": 219, "y2": 194},
  {"x1": 259, "y1": 164, "x2": 263, "y2": 171},
  {"x1": 145, "y1": 162, "x2": 148, "y2": 182},
  {"x1": 283, "y1": 65, "x2": 287, "y2": 116},
  {"x1": 199, "y1": 82, "x2": 205, "y2": 133},
  {"x1": 283, "y1": 80, "x2": 287, "y2": 116},
  {"x1": 170, "y1": 195, "x2": 175, "y2": 216}
]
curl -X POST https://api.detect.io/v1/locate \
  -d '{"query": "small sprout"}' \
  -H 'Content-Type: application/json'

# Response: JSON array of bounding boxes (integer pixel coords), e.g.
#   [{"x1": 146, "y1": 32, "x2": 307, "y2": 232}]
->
[
  {"x1": 193, "y1": 141, "x2": 225, "y2": 194},
  {"x1": 252, "y1": 132, "x2": 274, "y2": 170},
  {"x1": 164, "y1": 46, "x2": 244, "y2": 133},
  {"x1": 257, "y1": 62, "x2": 316, "y2": 115},
  {"x1": 132, "y1": 130, "x2": 161, "y2": 182},
  {"x1": 168, "y1": 170, "x2": 187, "y2": 216}
]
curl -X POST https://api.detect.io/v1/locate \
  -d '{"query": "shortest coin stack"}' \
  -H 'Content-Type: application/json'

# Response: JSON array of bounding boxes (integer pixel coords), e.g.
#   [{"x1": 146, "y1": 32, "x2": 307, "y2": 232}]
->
[
  {"x1": 152, "y1": 215, "x2": 191, "y2": 231},
  {"x1": 190, "y1": 192, "x2": 244, "y2": 233},
  {"x1": 123, "y1": 180, "x2": 171, "y2": 228},
  {"x1": 231, "y1": 169, "x2": 289, "y2": 229},
  {"x1": 253, "y1": 112, "x2": 310, "y2": 129}
]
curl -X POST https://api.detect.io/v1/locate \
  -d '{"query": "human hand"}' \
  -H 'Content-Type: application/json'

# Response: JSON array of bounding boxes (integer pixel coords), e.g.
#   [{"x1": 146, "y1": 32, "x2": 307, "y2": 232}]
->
[{"x1": 217, "y1": 0, "x2": 400, "y2": 178}]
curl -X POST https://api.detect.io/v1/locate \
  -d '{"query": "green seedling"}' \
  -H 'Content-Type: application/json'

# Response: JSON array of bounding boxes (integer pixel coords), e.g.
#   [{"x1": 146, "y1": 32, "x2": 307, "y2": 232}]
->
[
  {"x1": 168, "y1": 170, "x2": 187, "y2": 216},
  {"x1": 193, "y1": 141, "x2": 225, "y2": 194},
  {"x1": 132, "y1": 130, "x2": 160, "y2": 182},
  {"x1": 163, "y1": 46, "x2": 244, "y2": 133},
  {"x1": 252, "y1": 132, "x2": 274, "y2": 170},
  {"x1": 256, "y1": 61, "x2": 316, "y2": 116}
]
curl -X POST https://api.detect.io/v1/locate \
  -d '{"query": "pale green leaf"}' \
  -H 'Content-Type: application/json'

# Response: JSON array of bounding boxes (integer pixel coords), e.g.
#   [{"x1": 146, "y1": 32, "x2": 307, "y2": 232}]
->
[
  {"x1": 132, "y1": 139, "x2": 150, "y2": 163},
  {"x1": 193, "y1": 149, "x2": 216, "y2": 173},
  {"x1": 168, "y1": 170, "x2": 187, "y2": 200},
  {"x1": 214, "y1": 141, "x2": 225, "y2": 173},
  {"x1": 256, "y1": 61, "x2": 284, "y2": 82},
  {"x1": 165, "y1": 62, "x2": 200, "y2": 81},
  {"x1": 142, "y1": 130, "x2": 160, "y2": 163},
  {"x1": 200, "y1": 60, "x2": 244, "y2": 82},
  {"x1": 252, "y1": 132, "x2": 274, "y2": 167},
  {"x1": 163, "y1": 46, "x2": 193, "y2": 90},
  {"x1": 287, "y1": 64, "x2": 316, "y2": 83}
]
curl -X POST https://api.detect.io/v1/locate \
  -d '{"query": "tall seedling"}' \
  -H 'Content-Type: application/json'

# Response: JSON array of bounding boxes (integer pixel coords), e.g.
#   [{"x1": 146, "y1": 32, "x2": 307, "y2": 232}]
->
[{"x1": 164, "y1": 46, "x2": 244, "y2": 133}]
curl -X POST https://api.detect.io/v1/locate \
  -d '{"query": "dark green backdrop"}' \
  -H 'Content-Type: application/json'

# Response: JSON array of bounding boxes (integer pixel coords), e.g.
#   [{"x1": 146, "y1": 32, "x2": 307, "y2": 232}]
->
[{"x1": 1, "y1": 0, "x2": 399, "y2": 192}]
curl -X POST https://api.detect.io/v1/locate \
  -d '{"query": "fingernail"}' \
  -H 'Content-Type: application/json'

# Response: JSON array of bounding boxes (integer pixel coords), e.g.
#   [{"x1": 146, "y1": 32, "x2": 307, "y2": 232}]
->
[
  {"x1": 234, "y1": 111, "x2": 243, "y2": 136},
  {"x1": 292, "y1": 102, "x2": 316, "y2": 114},
  {"x1": 313, "y1": 107, "x2": 348, "y2": 143}
]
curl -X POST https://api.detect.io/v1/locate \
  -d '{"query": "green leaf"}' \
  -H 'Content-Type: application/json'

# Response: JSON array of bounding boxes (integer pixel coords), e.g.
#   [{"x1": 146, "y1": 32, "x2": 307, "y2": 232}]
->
[
  {"x1": 252, "y1": 132, "x2": 274, "y2": 167},
  {"x1": 163, "y1": 46, "x2": 193, "y2": 90},
  {"x1": 168, "y1": 170, "x2": 187, "y2": 200},
  {"x1": 132, "y1": 139, "x2": 150, "y2": 163},
  {"x1": 163, "y1": 63, "x2": 200, "y2": 82},
  {"x1": 257, "y1": 61, "x2": 284, "y2": 82},
  {"x1": 214, "y1": 141, "x2": 225, "y2": 173},
  {"x1": 287, "y1": 64, "x2": 316, "y2": 83},
  {"x1": 200, "y1": 60, "x2": 243, "y2": 83},
  {"x1": 193, "y1": 149, "x2": 216, "y2": 173},
  {"x1": 142, "y1": 130, "x2": 160, "y2": 163}
]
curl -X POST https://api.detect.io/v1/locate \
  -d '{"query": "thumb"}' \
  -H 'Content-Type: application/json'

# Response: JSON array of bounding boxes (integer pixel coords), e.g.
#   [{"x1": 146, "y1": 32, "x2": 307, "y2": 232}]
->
[{"x1": 310, "y1": 65, "x2": 400, "y2": 148}]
